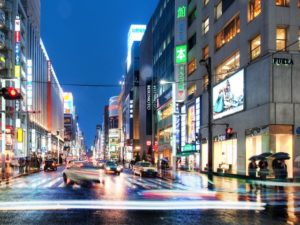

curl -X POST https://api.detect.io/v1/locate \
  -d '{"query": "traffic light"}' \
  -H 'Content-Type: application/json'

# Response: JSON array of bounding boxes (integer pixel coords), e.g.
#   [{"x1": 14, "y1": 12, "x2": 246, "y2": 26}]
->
[
  {"x1": 1, "y1": 87, "x2": 22, "y2": 100},
  {"x1": 225, "y1": 127, "x2": 234, "y2": 139}
]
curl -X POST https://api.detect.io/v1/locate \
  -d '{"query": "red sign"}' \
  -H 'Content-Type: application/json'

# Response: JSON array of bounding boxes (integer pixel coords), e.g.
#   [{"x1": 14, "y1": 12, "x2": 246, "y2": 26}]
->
[
  {"x1": 15, "y1": 32, "x2": 20, "y2": 42},
  {"x1": 146, "y1": 141, "x2": 151, "y2": 146}
]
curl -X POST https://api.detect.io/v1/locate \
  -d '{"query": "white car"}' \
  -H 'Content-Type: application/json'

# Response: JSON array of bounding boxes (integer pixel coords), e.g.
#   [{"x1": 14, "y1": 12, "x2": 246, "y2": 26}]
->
[
  {"x1": 63, "y1": 161, "x2": 103, "y2": 186},
  {"x1": 133, "y1": 161, "x2": 157, "y2": 177}
]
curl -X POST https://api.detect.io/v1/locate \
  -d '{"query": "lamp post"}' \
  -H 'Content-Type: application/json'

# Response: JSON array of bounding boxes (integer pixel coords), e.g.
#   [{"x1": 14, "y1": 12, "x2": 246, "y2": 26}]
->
[
  {"x1": 199, "y1": 57, "x2": 213, "y2": 179},
  {"x1": 160, "y1": 80, "x2": 177, "y2": 179}
]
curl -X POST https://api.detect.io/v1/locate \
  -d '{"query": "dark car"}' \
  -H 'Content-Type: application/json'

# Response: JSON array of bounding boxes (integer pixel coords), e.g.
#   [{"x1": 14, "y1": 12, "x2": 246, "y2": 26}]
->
[
  {"x1": 44, "y1": 159, "x2": 57, "y2": 171},
  {"x1": 104, "y1": 161, "x2": 122, "y2": 175}
]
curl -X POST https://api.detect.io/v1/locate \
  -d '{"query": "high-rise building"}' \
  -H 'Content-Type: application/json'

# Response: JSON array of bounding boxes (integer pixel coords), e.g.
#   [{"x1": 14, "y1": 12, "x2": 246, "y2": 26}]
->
[{"x1": 184, "y1": 0, "x2": 300, "y2": 178}]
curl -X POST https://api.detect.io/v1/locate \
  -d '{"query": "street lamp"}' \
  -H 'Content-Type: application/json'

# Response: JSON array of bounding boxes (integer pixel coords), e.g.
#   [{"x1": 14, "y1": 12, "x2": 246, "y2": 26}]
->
[
  {"x1": 199, "y1": 57, "x2": 213, "y2": 175},
  {"x1": 160, "y1": 80, "x2": 177, "y2": 179}
]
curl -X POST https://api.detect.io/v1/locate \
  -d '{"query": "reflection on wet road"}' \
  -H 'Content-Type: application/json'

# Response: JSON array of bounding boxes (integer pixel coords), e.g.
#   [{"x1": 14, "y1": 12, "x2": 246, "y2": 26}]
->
[{"x1": 0, "y1": 167, "x2": 299, "y2": 224}]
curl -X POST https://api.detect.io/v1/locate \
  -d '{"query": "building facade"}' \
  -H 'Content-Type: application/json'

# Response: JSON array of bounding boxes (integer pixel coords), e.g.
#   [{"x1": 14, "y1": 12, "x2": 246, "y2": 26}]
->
[{"x1": 183, "y1": 0, "x2": 300, "y2": 178}]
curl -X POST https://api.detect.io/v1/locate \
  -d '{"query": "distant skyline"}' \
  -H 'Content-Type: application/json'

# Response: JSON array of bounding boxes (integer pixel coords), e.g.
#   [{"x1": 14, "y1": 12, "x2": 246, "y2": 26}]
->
[{"x1": 41, "y1": 0, "x2": 159, "y2": 146}]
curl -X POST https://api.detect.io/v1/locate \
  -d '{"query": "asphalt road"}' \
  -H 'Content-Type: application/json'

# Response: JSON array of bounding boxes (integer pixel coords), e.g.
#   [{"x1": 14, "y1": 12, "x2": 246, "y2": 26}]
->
[{"x1": 0, "y1": 166, "x2": 298, "y2": 225}]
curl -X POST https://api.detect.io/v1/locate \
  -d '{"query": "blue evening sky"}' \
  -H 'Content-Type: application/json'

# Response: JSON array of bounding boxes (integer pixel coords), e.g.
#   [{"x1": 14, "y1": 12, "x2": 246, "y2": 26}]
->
[{"x1": 41, "y1": 0, "x2": 159, "y2": 147}]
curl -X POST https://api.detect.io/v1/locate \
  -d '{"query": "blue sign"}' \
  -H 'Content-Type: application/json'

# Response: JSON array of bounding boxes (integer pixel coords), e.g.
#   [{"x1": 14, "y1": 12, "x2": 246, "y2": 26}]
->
[
  {"x1": 296, "y1": 127, "x2": 300, "y2": 135},
  {"x1": 15, "y1": 43, "x2": 20, "y2": 54}
]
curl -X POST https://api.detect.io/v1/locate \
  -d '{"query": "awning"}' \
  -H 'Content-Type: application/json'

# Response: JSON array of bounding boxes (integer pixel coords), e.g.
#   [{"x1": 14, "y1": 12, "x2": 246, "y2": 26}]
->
[{"x1": 177, "y1": 150, "x2": 198, "y2": 157}]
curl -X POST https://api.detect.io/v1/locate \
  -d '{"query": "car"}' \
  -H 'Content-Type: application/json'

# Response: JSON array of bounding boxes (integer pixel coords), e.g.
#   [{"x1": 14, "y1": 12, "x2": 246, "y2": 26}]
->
[
  {"x1": 44, "y1": 159, "x2": 57, "y2": 171},
  {"x1": 104, "y1": 161, "x2": 122, "y2": 175},
  {"x1": 93, "y1": 159, "x2": 107, "y2": 169},
  {"x1": 133, "y1": 161, "x2": 157, "y2": 177},
  {"x1": 63, "y1": 161, "x2": 102, "y2": 186}
]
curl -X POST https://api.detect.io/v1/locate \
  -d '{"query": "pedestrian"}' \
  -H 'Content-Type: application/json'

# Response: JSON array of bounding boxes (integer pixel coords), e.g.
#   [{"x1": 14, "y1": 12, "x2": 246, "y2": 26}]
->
[
  {"x1": 25, "y1": 156, "x2": 30, "y2": 173},
  {"x1": 278, "y1": 160, "x2": 288, "y2": 180},
  {"x1": 258, "y1": 159, "x2": 269, "y2": 180},
  {"x1": 248, "y1": 159, "x2": 257, "y2": 191},
  {"x1": 272, "y1": 159, "x2": 280, "y2": 180}
]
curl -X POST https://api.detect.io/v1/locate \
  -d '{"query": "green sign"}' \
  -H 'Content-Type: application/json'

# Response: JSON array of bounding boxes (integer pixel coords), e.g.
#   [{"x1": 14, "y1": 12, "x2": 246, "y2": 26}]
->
[
  {"x1": 177, "y1": 6, "x2": 186, "y2": 19},
  {"x1": 178, "y1": 65, "x2": 185, "y2": 91},
  {"x1": 183, "y1": 144, "x2": 195, "y2": 152},
  {"x1": 175, "y1": 45, "x2": 187, "y2": 64}
]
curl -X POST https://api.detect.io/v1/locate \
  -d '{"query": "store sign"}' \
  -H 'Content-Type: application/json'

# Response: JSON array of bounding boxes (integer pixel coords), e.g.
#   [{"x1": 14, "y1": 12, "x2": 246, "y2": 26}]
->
[
  {"x1": 273, "y1": 57, "x2": 293, "y2": 66},
  {"x1": 15, "y1": 65, "x2": 20, "y2": 78},
  {"x1": 183, "y1": 144, "x2": 195, "y2": 152},
  {"x1": 175, "y1": 45, "x2": 187, "y2": 64},
  {"x1": 27, "y1": 60, "x2": 33, "y2": 110},
  {"x1": 146, "y1": 80, "x2": 152, "y2": 135},
  {"x1": 109, "y1": 96, "x2": 119, "y2": 117},
  {"x1": 17, "y1": 128, "x2": 23, "y2": 143},
  {"x1": 15, "y1": 18, "x2": 20, "y2": 32},
  {"x1": 175, "y1": 64, "x2": 186, "y2": 102},
  {"x1": 213, "y1": 69, "x2": 244, "y2": 119},
  {"x1": 177, "y1": 6, "x2": 186, "y2": 18}
]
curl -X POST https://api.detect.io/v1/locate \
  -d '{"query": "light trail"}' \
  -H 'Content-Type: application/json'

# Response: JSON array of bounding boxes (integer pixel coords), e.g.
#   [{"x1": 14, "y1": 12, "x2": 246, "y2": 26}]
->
[{"x1": 0, "y1": 200, "x2": 266, "y2": 211}]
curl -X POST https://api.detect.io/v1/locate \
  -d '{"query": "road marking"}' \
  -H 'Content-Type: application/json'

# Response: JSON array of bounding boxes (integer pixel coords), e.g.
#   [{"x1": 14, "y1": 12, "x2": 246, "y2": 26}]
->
[
  {"x1": 127, "y1": 177, "x2": 152, "y2": 189},
  {"x1": 42, "y1": 177, "x2": 62, "y2": 188}
]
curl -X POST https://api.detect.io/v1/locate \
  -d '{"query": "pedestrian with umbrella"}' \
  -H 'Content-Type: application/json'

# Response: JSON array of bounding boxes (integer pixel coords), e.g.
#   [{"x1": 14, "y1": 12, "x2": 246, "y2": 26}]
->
[
  {"x1": 248, "y1": 157, "x2": 258, "y2": 191},
  {"x1": 257, "y1": 153, "x2": 272, "y2": 181}
]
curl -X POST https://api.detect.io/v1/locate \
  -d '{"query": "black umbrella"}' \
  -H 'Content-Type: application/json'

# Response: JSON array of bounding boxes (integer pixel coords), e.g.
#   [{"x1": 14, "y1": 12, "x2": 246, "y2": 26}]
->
[
  {"x1": 271, "y1": 152, "x2": 290, "y2": 160},
  {"x1": 256, "y1": 152, "x2": 272, "y2": 160},
  {"x1": 248, "y1": 155, "x2": 259, "y2": 161}
]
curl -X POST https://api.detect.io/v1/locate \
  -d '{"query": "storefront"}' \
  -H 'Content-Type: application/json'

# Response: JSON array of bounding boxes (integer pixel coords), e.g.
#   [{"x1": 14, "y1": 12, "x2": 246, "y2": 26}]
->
[
  {"x1": 213, "y1": 135, "x2": 238, "y2": 174},
  {"x1": 245, "y1": 125, "x2": 293, "y2": 178}
]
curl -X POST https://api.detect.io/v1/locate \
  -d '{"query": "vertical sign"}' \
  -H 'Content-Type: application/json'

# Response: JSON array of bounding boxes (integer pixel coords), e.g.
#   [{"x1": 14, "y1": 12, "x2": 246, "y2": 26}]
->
[
  {"x1": 146, "y1": 79, "x2": 152, "y2": 135},
  {"x1": 15, "y1": 18, "x2": 21, "y2": 78},
  {"x1": 174, "y1": 0, "x2": 187, "y2": 102},
  {"x1": 27, "y1": 60, "x2": 32, "y2": 111}
]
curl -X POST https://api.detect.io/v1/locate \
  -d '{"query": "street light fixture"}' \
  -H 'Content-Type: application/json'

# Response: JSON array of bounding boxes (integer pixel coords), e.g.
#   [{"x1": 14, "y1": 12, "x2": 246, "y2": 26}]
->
[
  {"x1": 199, "y1": 57, "x2": 213, "y2": 176},
  {"x1": 159, "y1": 79, "x2": 177, "y2": 179}
]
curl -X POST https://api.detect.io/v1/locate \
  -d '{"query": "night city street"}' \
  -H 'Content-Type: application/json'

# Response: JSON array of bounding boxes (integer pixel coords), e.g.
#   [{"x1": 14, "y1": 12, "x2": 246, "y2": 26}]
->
[
  {"x1": 0, "y1": 166, "x2": 299, "y2": 224},
  {"x1": 1, "y1": 0, "x2": 300, "y2": 224}
]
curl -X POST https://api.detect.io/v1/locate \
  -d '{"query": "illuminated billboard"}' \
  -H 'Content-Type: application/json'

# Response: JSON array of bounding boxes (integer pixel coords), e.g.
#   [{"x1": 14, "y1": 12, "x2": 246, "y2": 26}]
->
[
  {"x1": 109, "y1": 96, "x2": 119, "y2": 118},
  {"x1": 63, "y1": 92, "x2": 74, "y2": 115},
  {"x1": 213, "y1": 69, "x2": 244, "y2": 120}
]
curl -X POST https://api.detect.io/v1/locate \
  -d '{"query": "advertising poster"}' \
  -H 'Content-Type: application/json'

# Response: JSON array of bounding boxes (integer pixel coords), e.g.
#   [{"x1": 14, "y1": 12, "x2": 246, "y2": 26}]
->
[
  {"x1": 187, "y1": 105, "x2": 195, "y2": 143},
  {"x1": 213, "y1": 69, "x2": 244, "y2": 120}
]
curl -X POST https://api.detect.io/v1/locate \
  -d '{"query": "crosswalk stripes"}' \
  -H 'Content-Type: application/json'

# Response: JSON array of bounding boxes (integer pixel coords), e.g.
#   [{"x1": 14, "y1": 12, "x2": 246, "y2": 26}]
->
[{"x1": 42, "y1": 177, "x2": 63, "y2": 188}]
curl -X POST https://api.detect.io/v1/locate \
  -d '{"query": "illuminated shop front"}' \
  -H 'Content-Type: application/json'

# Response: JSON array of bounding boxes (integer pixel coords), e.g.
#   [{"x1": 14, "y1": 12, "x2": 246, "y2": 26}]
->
[
  {"x1": 213, "y1": 135, "x2": 237, "y2": 174},
  {"x1": 245, "y1": 125, "x2": 293, "y2": 178}
]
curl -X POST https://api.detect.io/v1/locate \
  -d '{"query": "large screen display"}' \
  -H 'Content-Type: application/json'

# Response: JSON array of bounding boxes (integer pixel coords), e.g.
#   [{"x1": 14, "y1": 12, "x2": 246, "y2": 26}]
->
[{"x1": 213, "y1": 69, "x2": 244, "y2": 120}]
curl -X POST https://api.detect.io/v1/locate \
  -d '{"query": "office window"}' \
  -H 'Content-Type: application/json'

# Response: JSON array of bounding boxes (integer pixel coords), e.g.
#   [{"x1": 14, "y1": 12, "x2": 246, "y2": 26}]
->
[
  {"x1": 202, "y1": 45, "x2": 209, "y2": 60},
  {"x1": 188, "y1": 33, "x2": 197, "y2": 51},
  {"x1": 276, "y1": 27, "x2": 287, "y2": 51},
  {"x1": 187, "y1": 83, "x2": 196, "y2": 96},
  {"x1": 250, "y1": 35, "x2": 261, "y2": 60},
  {"x1": 204, "y1": 0, "x2": 209, "y2": 6},
  {"x1": 215, "y1": 51, "x2": 240, "y2": 82},
  {"x1": 202, "y1": 17, "x2": 209, "y2": 35},
  {"x1": 215, "y1": 15, "x2": 240, "y2": 50},
  {"x1": 202, "y1": 74, "x2": 209, "y2": 91},
  {"x1": 188, "y1": 58, "x2": 197, "y2": 75},
  {"x1": 188, "y1": 8, "x2": 197, "y2": 27},
  {"x1": 248, "y1": 0, "x2": 261, "y2": 21},
  {"x1": 215, "y1": 1, "x2": 222, "y2": 20},
  {"x1": 275, "y1": 0, "x2": 289, "y2": 6}
]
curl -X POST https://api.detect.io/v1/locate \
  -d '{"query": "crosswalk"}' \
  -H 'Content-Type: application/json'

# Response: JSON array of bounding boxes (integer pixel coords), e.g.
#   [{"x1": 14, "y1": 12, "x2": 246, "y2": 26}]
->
[{"x1": 0, "y1": 173, "x2": 191, "y2": 191}]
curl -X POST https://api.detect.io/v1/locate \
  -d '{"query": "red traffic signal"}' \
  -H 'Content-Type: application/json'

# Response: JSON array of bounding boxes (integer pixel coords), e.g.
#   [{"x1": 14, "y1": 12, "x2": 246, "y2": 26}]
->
[{"x1": 1, "y1": 87, "x2": 22, "y2": 100}]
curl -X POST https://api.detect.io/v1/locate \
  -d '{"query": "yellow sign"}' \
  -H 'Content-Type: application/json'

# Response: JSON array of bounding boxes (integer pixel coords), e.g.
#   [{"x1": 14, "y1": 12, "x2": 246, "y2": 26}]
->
[
  {"x1": 15, "y1": 65, "x2": 20, "y2": 78},
  {"x1": 17, "y1": 128, "x2": 23, "y2": 143}
]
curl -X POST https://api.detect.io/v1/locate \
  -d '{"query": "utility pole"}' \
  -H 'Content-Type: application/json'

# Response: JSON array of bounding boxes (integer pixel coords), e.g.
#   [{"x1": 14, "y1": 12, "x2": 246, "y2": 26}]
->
[
  {"x1": 199, "y1": 57, "x2": 214, "y2": 188},
  {"x1": 1, "y1": 80, "x2": 5, "y2": 177}
]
